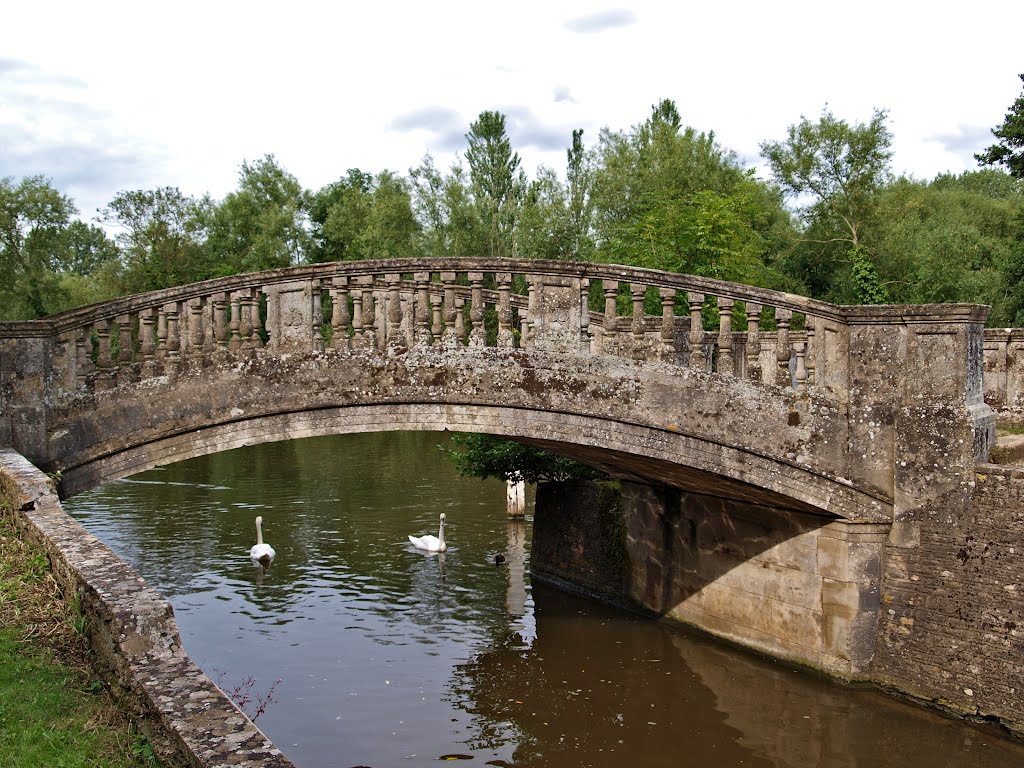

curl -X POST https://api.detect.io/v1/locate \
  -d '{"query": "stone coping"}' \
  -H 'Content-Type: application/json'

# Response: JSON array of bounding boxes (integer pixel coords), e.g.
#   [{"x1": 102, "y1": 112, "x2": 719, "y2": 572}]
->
[{"x1": 0, "y1": 449, "x2": 295, "y2": 768}]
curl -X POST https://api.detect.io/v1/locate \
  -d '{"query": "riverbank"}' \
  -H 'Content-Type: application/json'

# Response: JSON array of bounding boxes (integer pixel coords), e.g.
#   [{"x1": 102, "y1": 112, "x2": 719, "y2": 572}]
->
[{"x1": 0, "y1": 496, "x2": 154, "y2": 767}]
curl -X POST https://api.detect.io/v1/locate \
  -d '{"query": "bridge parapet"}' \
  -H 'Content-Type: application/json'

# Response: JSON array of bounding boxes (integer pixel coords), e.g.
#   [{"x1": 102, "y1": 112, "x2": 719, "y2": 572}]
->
[
  {"x1": 0, "y1": 259, "x2": 995, "y2": 520},
  {"x1": 4, "y1": 259, "x2": 850, "y2": 399}
]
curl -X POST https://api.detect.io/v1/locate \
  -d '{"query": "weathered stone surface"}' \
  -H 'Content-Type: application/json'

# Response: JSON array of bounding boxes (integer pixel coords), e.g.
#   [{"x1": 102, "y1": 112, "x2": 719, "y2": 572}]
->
[{"x1": 873, "y1": 463, "x2": 1024, "y2": 738}]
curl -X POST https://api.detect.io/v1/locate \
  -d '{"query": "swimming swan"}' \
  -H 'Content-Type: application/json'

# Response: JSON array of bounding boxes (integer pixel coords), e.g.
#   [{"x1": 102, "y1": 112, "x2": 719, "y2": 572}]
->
[
  {"x1": 408, "y1": 513, "x2": 447, "y2": 552},
  {"x1": 249, "y1": 516, "x2": 276, "y2": 566}
]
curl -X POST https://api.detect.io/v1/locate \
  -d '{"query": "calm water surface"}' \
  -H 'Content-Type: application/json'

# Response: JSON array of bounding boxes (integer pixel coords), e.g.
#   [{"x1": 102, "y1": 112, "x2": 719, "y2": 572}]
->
[{"x1": 64, "y1": 432, "x2": 1024, "y2": 768}]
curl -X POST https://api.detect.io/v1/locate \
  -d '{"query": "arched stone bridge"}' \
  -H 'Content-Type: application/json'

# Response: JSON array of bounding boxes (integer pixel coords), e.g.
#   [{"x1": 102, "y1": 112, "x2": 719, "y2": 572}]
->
[
  {"x1": 0, "y1": 258, "x2": 998, "y2": 678},
  {"x1": 0, "y1": 258, "x2": 993, "y2": 513}
]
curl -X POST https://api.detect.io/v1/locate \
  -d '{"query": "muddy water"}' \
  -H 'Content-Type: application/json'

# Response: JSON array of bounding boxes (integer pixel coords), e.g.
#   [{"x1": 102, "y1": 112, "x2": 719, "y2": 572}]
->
[{"x1": 64, "y1": 432, "x2": 1024, "y2": 767}]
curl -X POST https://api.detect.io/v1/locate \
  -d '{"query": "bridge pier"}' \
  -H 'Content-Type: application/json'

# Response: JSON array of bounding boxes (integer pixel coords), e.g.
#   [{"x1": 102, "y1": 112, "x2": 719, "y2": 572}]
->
[{"x1": 532, "y1": 479, "x2": 890, "y2": 678}]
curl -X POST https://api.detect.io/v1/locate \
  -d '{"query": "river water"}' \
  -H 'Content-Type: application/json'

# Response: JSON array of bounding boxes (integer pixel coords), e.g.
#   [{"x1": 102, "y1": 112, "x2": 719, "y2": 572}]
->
[{"x1": 63, "y1": 432, "x2": 1024, "y2": 768}]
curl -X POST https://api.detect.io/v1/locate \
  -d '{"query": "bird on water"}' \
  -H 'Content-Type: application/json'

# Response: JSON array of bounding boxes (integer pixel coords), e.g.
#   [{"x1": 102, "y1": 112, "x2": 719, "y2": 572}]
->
[
  {"x1": 408, "y1": 512, "x2": 448, "y2": 552},
  {"x1": 249, "y1": 515, "x2": 276, "y2": 567}
]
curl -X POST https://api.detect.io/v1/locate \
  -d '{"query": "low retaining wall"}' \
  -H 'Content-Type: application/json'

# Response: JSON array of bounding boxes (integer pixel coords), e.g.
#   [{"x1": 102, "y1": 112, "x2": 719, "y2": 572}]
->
[{"x1": 0, "y1": 449, "x2": 295, "y2": 768}]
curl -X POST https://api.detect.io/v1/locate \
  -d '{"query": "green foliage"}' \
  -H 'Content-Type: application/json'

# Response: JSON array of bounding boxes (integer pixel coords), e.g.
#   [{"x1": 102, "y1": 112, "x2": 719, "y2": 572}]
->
[
  {"x1": 409, "y1": 155, "x2": 486, "y2": 256},
  {"x1": 590, "y1": 99, "x2": 791, "y2": 286},
  {"x1": 976, "y1": 74, "x2": 1024, "y2": 179},
  {"x1": 443, "y1": 433, "x2": 605, "y2": 484},
  {"x1": 849, "y1": 246, "x2": 888, "y2": 304},
  {"x1": 310, "y1": 169, "x2": 420, "y2": 261},
  {"x1": 465, "y1": 111, "x2": 526, "y2": 258},
  {"x1": 206, "y1": 154, "x2": 310, "y2": 273},
  {"x1": 101, "y1": 186, "x2": 212, "y2": 293},
  {"x1": 1, "y1": 176, "x2": 122, "y2": 319},
  {"x1": 761, "y1": 107, "x2": 894, "y2": 303}
]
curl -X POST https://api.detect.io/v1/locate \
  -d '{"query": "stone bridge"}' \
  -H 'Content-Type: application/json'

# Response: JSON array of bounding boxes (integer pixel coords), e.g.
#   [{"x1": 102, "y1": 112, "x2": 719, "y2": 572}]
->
[{"x1": 2, "y1": 258, "x2": 1013, "y2": 714}]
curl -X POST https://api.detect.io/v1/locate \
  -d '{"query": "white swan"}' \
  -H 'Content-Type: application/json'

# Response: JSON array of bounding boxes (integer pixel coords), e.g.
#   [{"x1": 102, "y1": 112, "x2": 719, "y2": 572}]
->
[
  {"x1": 408, "y1": 512, "x2": 447, "y2": 552},
  {"x1": 249, "y1": 515, "x2": 276, "y2": 566}
]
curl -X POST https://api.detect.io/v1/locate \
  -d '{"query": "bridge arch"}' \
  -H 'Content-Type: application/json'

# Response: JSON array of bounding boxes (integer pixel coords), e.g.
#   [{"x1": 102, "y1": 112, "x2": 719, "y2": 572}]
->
[{"x1": 1, "y1": 257, "x2": 991, "y2": 526}]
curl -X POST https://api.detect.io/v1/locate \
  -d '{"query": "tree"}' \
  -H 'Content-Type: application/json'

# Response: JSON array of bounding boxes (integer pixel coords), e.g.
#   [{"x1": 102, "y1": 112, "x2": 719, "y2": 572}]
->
[
  {"x1": 761, "y1": 107, "x2": 893, "y2": 303},
  {"x1": 310, "y1": 170, "x2": 420, "y2": 261},
  {"x1": 443, "y1": 433, "x2": 604, "y2": 484},
  {"x1": 465, "y1": 111, "x2": 526, "y2": 258},
  {"x1": 0, "y1": 176, "x2": 124, "y2": 318},
  {"x1": 101, "y1": 187, "x2": 212, "y2": 293},
  {"x1": 206, "y1": 155, "x2": 310, "y2": 272},
  {"x1": 409, "y1": 155, "x2": 486, "y2": 256},
  {"x1": 976, "y1": 74, "x2": 1024, "y2": 179},
  {"x1": 590, "y1": 99, "x2": 790, "y2": 286}
]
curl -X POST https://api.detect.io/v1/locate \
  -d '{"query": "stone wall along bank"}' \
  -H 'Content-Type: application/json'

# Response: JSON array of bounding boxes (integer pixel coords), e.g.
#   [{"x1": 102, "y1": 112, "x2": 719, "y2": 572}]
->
[{"x1": 0, "y1": 449, "x2": 295, "y2": 768}]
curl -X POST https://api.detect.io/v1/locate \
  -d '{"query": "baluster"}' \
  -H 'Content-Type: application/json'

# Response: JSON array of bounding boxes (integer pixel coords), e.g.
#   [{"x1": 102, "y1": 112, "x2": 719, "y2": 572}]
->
[
  {"x1": 630, "y1": 283, "x2": 646, "y2": 336},
  {"x1": 524, "y1": 279, "x2": 537, "y2": 349},
  {"x1": 455, "y1": 296, "x2": 466, "y2": 343},
  {"x1": 116, "y1": 313, "x2": 134, "y2": 383},
  {"x1": 441, "y1": 272, "x2": 459, "y2": 348},
  {"x1": 331, "y1": 277, "x2": 351, "y2": 351},
  {"x1": 430, "y1": 293, "x2": 443, "y2": 344},
  {"x1": 415, "y1": 272, "x2": 432, "y2": 346},
  {"x1": 716, "y1": 297, "x2": 734, "y2": 376},
  {"x1": 140, "y1": 308, "x2": 157, "y2": 378},
  {"x1": 165, "y1": 301, "x2": 182, "y2": 374},
  {"x1": 312, "y1": 279, "x2": 325, "y2": 354},
  {"x1": 687, "y1": 292, "x2": 706, "y2": 371},
  {"x1": 805, "y1": 316, "x2": 816, "y2": 388},
  {"x1": 75, "y1": 326, "x2": 94, "y2": 386},
  {"x1": 351, "y1": 281, "x2": 364, "y2": 343},
  {"x1": 659, "y1": 288, "x2": 676, "y2": 360},
  {"x1": 228, "y1": 292, "x2": 242, "y2": 353},
  {"x1": 775, "y1": 307, "x2": 793, "y2": 388},
  {"x1": 94, "y1": 318, "x2": 115, "y2": 390},
  {"x1": 580, "y1": 278, "x2": 591, "y2": 352},
  {"x1": 189, "y1": 298, "x2": 205, "y2": 361},
  {"x1": 253, "y1": 290, "x2": 267, "y2": 349},
  {"x1": 385, "y1": 273, "x2": 403, "y2": 350},
  {"x1": 497, "y1": 272, "x2": 514, "y2": 349},
  {"x1": 745, "y1": 302, "x2": 762, "y2": 382},
  {"x1": 794, "y1": 340, "x2": 808, "y2": 393},
  {"x1": 238, "y1": 291, "x2": 252, "y2": 351},
  {"x1": 213, "y1": 292, "x2": 230, "y2": 354},
  {"x1": 357, "y1": 276, "x2": 376, "y2": 351},
  {"x1": 601, "y1": 280, "x2": 619, "y2": 354},
  {"x1": 468, "y1": 272, "x2": 485, "y2": 347},
  {"x1": 156, "y1": 307, "x2": 168, "y2": 363}
]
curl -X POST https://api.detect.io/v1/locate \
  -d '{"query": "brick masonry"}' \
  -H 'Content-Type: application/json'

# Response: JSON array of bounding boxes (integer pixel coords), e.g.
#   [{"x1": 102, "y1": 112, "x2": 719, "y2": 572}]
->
[{"x1": 873, "y1": 464, "x2": 1024, "y2": 736}]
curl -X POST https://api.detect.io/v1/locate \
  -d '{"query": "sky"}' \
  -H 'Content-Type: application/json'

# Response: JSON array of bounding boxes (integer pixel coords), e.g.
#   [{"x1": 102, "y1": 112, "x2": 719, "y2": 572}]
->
[{"x1": 2, "y1": 0, "x2": 1023, "y2": 222}]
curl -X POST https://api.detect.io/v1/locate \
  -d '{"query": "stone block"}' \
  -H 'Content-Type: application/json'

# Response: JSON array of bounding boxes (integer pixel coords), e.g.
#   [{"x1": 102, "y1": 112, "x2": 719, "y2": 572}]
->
[
  {"x1": 822, "y1": 578, "x2": 860, "y2": 619},
  {"x1": 770, "y1": 600, "x2": 824, "y2": 653},
  {"x1": 756, "y1": 536, "x2": 819, "y2": 574},
  {"x1": 817, "y1": 534, "x2": 849, "y2": 580},
  {"x1": 764, "y1": 564, "x2": 822, "y2": 611},
  {"x1": 700, "y1": 581, "x2": 772, "y2": 636}
]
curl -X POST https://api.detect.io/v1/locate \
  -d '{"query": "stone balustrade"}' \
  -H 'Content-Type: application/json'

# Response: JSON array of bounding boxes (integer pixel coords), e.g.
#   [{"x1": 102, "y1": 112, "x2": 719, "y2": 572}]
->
[
  {"x1": 983, "y1": 328, "x2": 1024, "y2": 418},
  {"x1": 4, "y1": 259, "x2": 853, "y2": 403}
]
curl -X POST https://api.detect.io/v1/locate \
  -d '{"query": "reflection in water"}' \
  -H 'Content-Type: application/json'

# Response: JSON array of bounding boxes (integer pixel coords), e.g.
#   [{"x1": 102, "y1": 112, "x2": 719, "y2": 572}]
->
[{"x1": 64, "y1": 433, "x2": 1024, "y2": 768}]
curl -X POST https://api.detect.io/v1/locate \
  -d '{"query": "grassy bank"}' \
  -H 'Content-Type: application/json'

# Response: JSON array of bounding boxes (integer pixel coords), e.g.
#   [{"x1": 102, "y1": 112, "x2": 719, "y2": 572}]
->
[{"x1": 0, "y1": 502, "x2": 155, "y2": 767}]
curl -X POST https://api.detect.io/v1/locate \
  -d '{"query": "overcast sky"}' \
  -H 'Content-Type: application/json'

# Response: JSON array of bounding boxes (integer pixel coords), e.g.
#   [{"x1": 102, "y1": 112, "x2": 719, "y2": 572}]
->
[{"x1": 3, "y1": 1, "x2": 1023, "y2": 221}]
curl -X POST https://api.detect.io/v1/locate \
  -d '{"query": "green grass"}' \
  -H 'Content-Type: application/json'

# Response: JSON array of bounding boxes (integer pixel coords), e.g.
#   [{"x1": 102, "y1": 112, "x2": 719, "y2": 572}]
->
[{"x1": 0, "y1": 502, "x2": 155, "y2": 767}]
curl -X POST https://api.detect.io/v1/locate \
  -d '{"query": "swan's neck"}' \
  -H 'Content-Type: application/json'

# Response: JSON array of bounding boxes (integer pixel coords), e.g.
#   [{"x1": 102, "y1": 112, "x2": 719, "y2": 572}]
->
[
  {"x1": 255, "y1": 519, "x2": 264, "y2": 546},
  {"x1": 438, "y1": 520, "x2": 445, "y2": 545}
]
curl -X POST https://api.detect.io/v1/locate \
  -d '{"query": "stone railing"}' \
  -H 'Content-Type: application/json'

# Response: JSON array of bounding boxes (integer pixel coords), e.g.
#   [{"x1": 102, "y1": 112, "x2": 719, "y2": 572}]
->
[
  {"x1": 3, "y1": 258, "x2": 853, "y2": 402},
  {"x1": 983, "y1": 328, "x2": 1024, "y2": 418}
]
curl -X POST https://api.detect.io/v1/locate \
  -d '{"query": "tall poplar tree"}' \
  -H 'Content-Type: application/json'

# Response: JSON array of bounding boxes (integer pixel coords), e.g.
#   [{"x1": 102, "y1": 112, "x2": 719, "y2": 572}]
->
[{"x1": 465, "y1": 111, "x2": 525, "y2": 258}]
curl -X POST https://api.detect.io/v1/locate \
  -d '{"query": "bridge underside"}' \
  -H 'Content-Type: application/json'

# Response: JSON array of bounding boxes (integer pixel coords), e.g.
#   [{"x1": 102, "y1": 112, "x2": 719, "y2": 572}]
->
[{"x1": 47, "y1": 348, "x2": 891, "y2": 521}]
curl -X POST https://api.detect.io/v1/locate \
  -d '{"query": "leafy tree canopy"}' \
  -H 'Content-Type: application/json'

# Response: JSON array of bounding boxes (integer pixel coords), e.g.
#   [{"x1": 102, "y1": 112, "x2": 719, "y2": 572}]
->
[
  {"x1": 976, "y1": 74, "x2": 1024, "y2": 179},
  {"x1": 443, "y1": 433, "x2": 605, "y2": 484}
]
